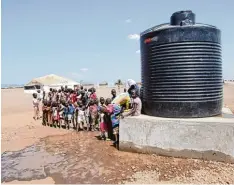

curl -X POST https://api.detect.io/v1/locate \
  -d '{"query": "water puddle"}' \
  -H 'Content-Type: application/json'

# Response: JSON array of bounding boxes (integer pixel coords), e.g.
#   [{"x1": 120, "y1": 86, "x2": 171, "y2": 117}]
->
[
  {"x1": 1, "y1": 132, "x2": 136, "y2": 184},
  {"x1": 220, "y1": 113, "x2": 234, "y2": 118},
  {"x1": 2, "y1": 131, "x2": 233, "y2": 184}
]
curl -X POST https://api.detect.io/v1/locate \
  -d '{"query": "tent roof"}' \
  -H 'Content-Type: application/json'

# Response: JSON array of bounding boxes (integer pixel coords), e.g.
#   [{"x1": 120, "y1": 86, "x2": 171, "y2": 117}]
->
[{"x1": 25, "y1": 74, "x2": 79, "y2": 86}]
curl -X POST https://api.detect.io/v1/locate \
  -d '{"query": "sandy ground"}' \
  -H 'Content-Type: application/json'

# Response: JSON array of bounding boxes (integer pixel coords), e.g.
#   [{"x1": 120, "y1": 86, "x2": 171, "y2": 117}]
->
[
  {"x1": 223, "y1": 82, "x2": 234, "y2": 112},
  {"x1": 1, "y1": 85, "x2": 234, "y2": 184},
  {"x1": 5, "y1": 178, "x2": 55, "y2": 184}
]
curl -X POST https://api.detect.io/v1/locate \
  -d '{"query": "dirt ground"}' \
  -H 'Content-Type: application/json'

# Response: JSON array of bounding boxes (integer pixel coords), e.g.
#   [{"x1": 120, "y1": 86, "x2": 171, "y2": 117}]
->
[{"x1": 1, "y1": 85, "x2": 234, "y2": 184}]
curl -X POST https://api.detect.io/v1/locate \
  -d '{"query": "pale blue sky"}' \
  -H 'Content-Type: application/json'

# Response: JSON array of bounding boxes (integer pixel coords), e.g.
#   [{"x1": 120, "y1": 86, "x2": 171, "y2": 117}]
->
[{"x1": 2, "y1": 0, "x2": 234, "y2": 84}]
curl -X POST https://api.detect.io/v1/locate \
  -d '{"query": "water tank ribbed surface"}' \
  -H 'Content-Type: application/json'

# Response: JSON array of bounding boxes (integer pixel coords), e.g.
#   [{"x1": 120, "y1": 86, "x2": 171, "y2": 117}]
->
[{"x1": 140, "y1": 10, "x2": 223, "y2": 118}]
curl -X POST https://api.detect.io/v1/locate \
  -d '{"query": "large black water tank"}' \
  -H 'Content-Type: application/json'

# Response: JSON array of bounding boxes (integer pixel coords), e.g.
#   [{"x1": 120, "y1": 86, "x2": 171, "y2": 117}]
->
[{"x1": 140, "y1": 10, "x2": 222, "y2": 118}]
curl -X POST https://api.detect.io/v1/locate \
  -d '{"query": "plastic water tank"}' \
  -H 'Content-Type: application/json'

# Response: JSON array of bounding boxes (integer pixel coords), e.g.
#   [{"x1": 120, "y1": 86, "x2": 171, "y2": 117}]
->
[{"x1": 140, "y1": 10, "x2": 222, "y2": 118}]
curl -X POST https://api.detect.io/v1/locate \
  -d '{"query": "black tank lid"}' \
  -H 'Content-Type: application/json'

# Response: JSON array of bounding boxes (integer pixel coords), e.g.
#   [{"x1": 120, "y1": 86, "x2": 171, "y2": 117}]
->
[
  {"x1": 140, "y1": 10, "x2": 217, "y2": 36},
  {"x1": 170, "y1": 10, "x2": 195, "y2": 26}
]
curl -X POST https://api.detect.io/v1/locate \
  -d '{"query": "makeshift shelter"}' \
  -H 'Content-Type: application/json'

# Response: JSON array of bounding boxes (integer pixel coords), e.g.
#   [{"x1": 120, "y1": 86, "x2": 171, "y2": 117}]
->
[{"x1": 24, "y1": 74, "x2": 79, "y2": 93}]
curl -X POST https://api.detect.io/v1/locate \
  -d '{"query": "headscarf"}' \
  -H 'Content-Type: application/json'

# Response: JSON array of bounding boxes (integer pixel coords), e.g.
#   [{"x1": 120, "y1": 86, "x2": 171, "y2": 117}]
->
[{"x1": 126, "y1": 79, "x2": 136, "y2": 89}]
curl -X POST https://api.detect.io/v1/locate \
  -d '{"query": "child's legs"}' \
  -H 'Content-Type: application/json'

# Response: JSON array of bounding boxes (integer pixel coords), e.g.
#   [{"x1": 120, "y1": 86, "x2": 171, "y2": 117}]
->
[
  {"x1": 90, "y1": 115, "x2": 96, "y2": 130},
  {"x1": 52, "y1": 116, "x2": 57, "y2": 126},
  {"x1": 54, "y1": 120, "x2": 58, "y2": 127},
  {"x1": 77, "y1": 116, "x2": 80, "y2": 129},
  {"x1": 45, "y1": 112, "x2": 48, "y2": 123},
  {"x1": 113, "y1": 126, "x2": 119, "y2": 140},
  {"x1": 95, "y1": 117, "x2": 99, "y2": 130},
  {"x1": 104, "y1": 131, "x2": 108, "y2": 138},
  {"x1": 38, "y1": 103, "x2": 41, "y2": 117},
  {"x1": 100, "y1": 122, "x2": 107, "y2": 132},
  {"x1": 59, "y1": 113, "x2": 63, "y2": 126},
  {"x1": 106, "y1": 116, "x2": 113, "y2": 139},
  {"x1": 104, "y1": 123, "x2": 108, "y2": 138},
  {"x1": 67, "y1": 114, "x2": 72, "y2": 129},
  {"x1": 42, "y1": 112, "x2": 47, "y2": 124},
  {"x1": 72, "y1": 114, "x2": 76, "y2": 128},
  {"x1": 85, "y1": 115, "x2": 91, "y2": 131},
  {"x1": 99, "y1": 122, "x2": 104, "y2": 137},
  {"x1": 59, "y1": 118, "x2": 63, "y2": 127},
  {"x1": 36, "y1": 107, "x2": 39, "y2": 118},
  {"x1": 33, "y1": 106, "x2": 37, "y2": 118},
  {"x1": 77, "y1": 116, "x2": 83, "y2": 130},
  {"x1": 64, "y1": 115, "x2": 68, "y2": 127},
  {"x1": 82, "y1": 115, "x2": 87, "y2": 128},
  {"x1": 81, "y1": 116, "x2": 86, "y2": 129},
  {"x1": 75, "y1": 112, "x2": 78, "y2": 126},
  {"x1": 48, "y1": 114, "x2": 52, "y2": 124},
  {"x1": 42, "y1": 112, "x2": 45, "y2": 124}
]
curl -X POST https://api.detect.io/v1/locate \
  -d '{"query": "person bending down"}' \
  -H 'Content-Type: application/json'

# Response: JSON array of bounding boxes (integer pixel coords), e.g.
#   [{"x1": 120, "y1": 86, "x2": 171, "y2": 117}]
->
[{"x1": 122, "y1": 89, "x2": 142, "y2": 117}]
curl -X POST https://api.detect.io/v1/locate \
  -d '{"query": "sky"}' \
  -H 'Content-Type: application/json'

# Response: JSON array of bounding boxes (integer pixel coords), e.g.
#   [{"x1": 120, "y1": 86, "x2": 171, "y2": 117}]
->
[{"x1": 2, "y1": 0, "x2": 234, "y2": 84}]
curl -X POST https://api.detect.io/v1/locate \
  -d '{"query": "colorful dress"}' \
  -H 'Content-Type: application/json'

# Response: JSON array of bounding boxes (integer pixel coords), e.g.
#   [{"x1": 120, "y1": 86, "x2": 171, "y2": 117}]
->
[
  {"x1": 99, "y1": 113, "x2": 107, "y2": 132},
  {"x1": 110, "y1": 104, "x2": 122, "y2": 128},
  {"x1": 89, "y1": 104, "x2": 98, "y2": 127},
  {"x1": 111, "y1": 92, "x2": 131, "y2": 111},
  {"x1": 52, "y1": 107, "x2": 59, "y2": 121}
]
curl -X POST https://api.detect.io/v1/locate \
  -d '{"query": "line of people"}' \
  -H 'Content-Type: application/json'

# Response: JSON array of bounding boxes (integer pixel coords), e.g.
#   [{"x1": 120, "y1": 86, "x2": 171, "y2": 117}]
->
[{"x1": 32, "y1": 79, "x2": 142, "y2": 147}]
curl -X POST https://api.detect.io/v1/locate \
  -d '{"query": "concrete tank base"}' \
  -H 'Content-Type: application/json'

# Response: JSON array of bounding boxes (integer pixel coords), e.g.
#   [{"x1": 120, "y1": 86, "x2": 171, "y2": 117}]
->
[{"x1": 119, "y1": 108, "x2": 234, "y2": 163}]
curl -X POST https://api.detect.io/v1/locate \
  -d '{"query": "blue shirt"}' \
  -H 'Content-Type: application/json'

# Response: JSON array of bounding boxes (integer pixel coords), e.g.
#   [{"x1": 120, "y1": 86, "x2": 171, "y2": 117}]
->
[{"x1": 68, "y1": 105, "x2": 75, "y2": 114}]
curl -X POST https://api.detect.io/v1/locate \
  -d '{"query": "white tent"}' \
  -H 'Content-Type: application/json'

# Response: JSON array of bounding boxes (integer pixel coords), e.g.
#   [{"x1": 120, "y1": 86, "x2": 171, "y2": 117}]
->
[{"x1": 24, "y1": 74, "x2": 79, "y2": 93}]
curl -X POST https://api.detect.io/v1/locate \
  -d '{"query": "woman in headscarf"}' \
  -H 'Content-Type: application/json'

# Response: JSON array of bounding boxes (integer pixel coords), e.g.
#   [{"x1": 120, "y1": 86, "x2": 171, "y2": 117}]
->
[{"x1": 126, "y1": 79, "x2": 140, "y2": 96}]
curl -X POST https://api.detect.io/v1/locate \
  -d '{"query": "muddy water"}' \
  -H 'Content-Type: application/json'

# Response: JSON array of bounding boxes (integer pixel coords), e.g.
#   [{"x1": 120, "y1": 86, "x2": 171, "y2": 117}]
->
[
  {"x1": 2, "y1": 131, "x2": 233, "y2": 184},
  {"x1": 1, "y1": 131, "x2": 137, "y2": 184}
]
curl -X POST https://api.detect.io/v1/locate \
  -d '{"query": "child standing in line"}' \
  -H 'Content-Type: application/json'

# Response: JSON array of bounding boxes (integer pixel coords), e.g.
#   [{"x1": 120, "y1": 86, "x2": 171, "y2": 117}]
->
[
  {"x1": 99, "y1": 108, "x2": 108, "y2": 140},
  {"x1": 99, "y1": 97, "x2": 105, "y2": 107},
  {"x1": 85, "y1": 103, "x2": 90, "y2": 131},
  {"x1": 42, "y1": 100, "x2": 48, "y2": 125},
  {"x1": 47, "y1": 92, "x2": 52, "y2": 102},
  {"x1": 37, "y1": 90, "x2": 43, "y2": 118},
  {"x1": 98, "y1": 97, "x2": 106, "y2": 139},
  {"x1": 71, "y1": 91, "x2": 77, "y2": 104},
  {"x1": 111, "y1": 104, "x2": 122, "y2": 147},
  {"x1": 52, "y1": 102, "x2": 59, "y2": 128},
  {"x1": 89, "y1": 99, "x2": 98, "y2": 131},
  {"x1": 74, "y1": 102, "x2": 79, "y2": 130},
  {"x1": 90, "y1": 88, "x2": 97, "y2": 100},
  {"x1": 111, "y1": 89, "x2": 117, "y2": 101},
  {"x1": 77, "y1": 101, "x2": 86, "y2": 131},
  {"x1": 105, "y1": 98, "x2": 114, "y2": 140},
  {"x1": 32, "y1": 93, "x2": 39, "y2": 120},
  {"x1": 59, "y1": 100, "x2": 65, "y2": 128},
  {"x1": 52, "y1": 90, "x2": 57, "y2": 103},
  {"x1": 94, "y1": 98, "x2": 100, "y2": 130},
  {"x1": 64, "y1": 102, "x2": 69, "y2": 129},
  {"x1": 57, "y1": 89, "x2": 62, "y2": 101},
  {"x1": 68, "y1": 101, "x2": 75, "y2": 129},
  {"x1": 46, "y1": 101, "x2": 52, "y2": 126}
]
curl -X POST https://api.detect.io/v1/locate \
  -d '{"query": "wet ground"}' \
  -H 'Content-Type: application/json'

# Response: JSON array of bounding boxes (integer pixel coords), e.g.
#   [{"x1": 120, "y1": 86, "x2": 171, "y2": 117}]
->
[{"x1": 2, "y1": 131, "x2": 234, "y2": 184}]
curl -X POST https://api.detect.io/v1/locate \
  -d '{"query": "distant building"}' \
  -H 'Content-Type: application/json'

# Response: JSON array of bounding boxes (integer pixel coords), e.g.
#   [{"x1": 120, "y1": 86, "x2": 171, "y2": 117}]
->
[
  {"x1": 24, "y1": 74, "x2": 79, "y2": 94},
  {"x1": 99, "y1": 81, "x2": 108, "y2": 86}
]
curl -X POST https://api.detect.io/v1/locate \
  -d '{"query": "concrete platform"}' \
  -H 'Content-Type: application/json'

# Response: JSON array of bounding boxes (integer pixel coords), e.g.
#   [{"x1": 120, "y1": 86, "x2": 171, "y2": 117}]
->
[{"x1": 119, "y1": 109, "x2": 234, "y2": 163}]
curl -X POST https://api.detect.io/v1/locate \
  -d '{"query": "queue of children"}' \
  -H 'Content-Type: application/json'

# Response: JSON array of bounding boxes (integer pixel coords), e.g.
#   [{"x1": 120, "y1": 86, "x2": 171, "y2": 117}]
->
[{"x1": 32, "y1": 81, "x2": 142, "y2": 147}]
